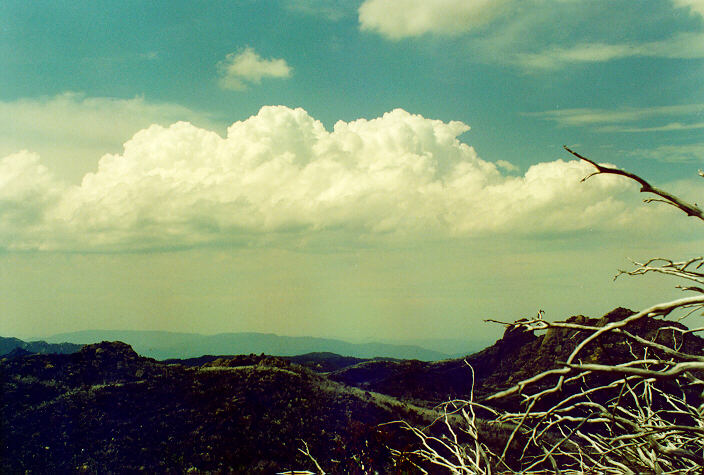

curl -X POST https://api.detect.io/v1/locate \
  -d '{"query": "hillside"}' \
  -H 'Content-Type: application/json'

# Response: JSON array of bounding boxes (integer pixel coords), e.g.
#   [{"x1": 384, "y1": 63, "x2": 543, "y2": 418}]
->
[
  {"x1": 330, "y1": 307, "x2": 704, "y2": 406},
  {"x1": 164, "y1": 352, "x2": 395, "y2": 373},
  {"x1": 0, "y1": 342, "x2": 431, "y2": 473},
  {"x1": 5, "y1": 307, "x2": 703, "y2": 472}
]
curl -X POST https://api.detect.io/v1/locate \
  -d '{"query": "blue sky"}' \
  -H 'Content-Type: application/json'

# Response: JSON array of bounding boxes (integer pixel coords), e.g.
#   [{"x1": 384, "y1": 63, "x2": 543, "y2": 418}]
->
[{"x1": 0, "y1": 0, "x2": 702, "y2": 346}]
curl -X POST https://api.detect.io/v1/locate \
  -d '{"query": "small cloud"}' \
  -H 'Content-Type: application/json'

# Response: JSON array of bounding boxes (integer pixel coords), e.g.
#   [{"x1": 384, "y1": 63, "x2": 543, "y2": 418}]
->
[
  {"x1": 598, "y1": 122, "x2": 704, "y2": 133},
  {"x1": 527, "y1": 104, "x2": 704, "y2": 133},
  {"x1": 516, "y1": 43, "x2": 636, "y2": 70},
  {"x1": 515, "y1": 32, "x2": 704, "y2": 71},
  {"x1": 496, "y1": 160, "x2": 519, "y2": 172},
  {"x1": 527, "y1": 105, "x2": 704, "y2": 127},
  {"x1": 286, "y1": 0, "x2": 353, "y2": 21},
  {"x1": 358, "y1": 0, "x2": 511, "y2": 39},
  {"x1": 628, "y1": 143, "x2": 704, "y2": 162},
  {"x1": 218, "y1": 47, "x2": 292, "y2": 91},
  {"x1": 140, "y1": 51, "x2": 159, "y2": 61}
]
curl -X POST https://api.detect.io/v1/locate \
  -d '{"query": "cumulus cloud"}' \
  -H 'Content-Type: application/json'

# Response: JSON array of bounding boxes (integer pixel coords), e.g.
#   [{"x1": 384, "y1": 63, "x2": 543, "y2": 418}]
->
[
  {"x1": 0, "y1": 92, "x2": 217, "y2": 183},
  {"x1": 218, "y1": 47, "x2": 292, "y2": 90},
  {"x1": 0, "y1": 151, "x2": 63, "y2": 250},
  {"x1": 0, "y1": 106, "x2": 666, "y2": 251},
  {"x1": 358, "y1": 0, "x2": 511, "y2": 39}
]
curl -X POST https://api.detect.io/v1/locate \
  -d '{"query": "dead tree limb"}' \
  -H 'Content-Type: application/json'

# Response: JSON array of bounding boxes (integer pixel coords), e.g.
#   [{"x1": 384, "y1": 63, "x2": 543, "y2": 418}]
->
[
  {"x1": 563, "y1": 145, "x2": 704, "y2": 222},
  {"x1": 392, "y1": 149, "x2": 704, "y2": 473}
]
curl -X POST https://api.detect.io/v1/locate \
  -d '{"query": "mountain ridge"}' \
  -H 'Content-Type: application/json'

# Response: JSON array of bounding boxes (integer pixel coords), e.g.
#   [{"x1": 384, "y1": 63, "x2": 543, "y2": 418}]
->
[
  {"x1": 5, "y1": 306, "x2": 699, "y2": 472},
  {"x1": 0, "y1": 336, "x2": 82, "y2": 357},
  {"x1": 43, "y1": 329, "x2": 450, "y2": 361},
  {"x1": 328, "y1": 307, "x2": 704, "y2": 405},
  {"x1": 1, "y1": 340, "x2": 434, "y2": 473}
]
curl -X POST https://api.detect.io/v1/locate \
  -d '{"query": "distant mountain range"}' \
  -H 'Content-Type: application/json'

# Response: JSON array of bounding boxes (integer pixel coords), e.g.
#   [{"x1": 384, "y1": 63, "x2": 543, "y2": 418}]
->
[
  {"x1": 0, "y1": 336, "x2": 82, "y2": 357},
  {"x1": 42, "y1": 330, "x2": 452, "y2": 361}
]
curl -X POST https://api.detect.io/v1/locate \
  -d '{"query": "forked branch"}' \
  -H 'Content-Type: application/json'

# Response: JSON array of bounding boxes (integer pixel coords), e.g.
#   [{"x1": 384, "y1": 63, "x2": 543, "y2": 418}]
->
[{"x1": 564, "y1": 146, "x2": 703, "y2": 222}]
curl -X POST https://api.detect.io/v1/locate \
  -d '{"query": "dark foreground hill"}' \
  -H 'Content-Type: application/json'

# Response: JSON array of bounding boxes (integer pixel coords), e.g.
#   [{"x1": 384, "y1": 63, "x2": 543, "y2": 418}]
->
[
  {"x1": 4, "y1": 307, "x2": 703, "y2": 472},
  {"x1": 330, "y1": 307, "x2": 704, "y2": 406},
  {"x1": 0, "y1": 342, "x2": 432, "y2": 473}
]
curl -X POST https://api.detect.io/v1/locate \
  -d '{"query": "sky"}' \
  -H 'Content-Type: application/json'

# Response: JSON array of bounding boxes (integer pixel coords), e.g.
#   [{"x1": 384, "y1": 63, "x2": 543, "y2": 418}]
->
[{"x1": 0, "y1": 0, "x2": 703, "y2": 347}]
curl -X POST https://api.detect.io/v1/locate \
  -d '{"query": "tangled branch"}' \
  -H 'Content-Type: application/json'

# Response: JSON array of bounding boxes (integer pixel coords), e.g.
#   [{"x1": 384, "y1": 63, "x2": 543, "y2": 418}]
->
[
  {"x1": 391, "y1": 148, "x2": 704, "y2": 473},
  {"x1": 616, "y1": 257, "x2": 704, "y2": 292}
]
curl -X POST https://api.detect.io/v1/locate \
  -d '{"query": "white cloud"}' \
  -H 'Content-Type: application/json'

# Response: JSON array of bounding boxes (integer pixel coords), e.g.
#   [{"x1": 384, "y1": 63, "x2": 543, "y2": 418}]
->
[
  {"x1": 528, "y1": 104, "x2": 704, "y2": 133},
  {"x1": 527, "y1": 104, "x2": 704, "y2": 127},
  {"x1": 0, "y1": 151, "x2": 63, "y2": 250},
  {"x1": 672, "y1": 0, "x2": 704, "y2": 18},
  {"x1": 358, "y1": 0, "x2": 511, "y2": 39},
  {"x1": 356, "y1": 0, "x2": 704, "y2": 76},
  {"x1": 0, "y1": 106, "x2": 669, "y2": 252},
  {"x1": 357, "y1": 0, "x2": 704, "y2": 72},
  {"x1": 628, "y1": 143, "x2": 704, "y2": 162},
  {"x1": 515, "y1": 32, "x2": 704, "y2": 70},
  {"x1": 496, "y1": 160, "x2": 519, "y2": 172},
  {"x1": 0, "y1": 93, "x2": 217, "y2": 183},
  {"x1": 218, "y1": 47, "x2": 292, "y2": 90},
  {"x1": 598, "y1": 122, "x2": 704, "y2": 133},
  {"x1": 517, "y1": 43, "x2": 636, "y2": 70},
  {"x1": 286, "y1": 0, "x2": 354, "y2": 21}
]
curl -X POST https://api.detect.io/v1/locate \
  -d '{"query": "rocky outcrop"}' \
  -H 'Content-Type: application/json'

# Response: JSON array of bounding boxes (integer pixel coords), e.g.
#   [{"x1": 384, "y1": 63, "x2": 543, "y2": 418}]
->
[
  {"x1": 0, "y1": 341, "x2": 168, "y2": 393},
  {"x1": 467, "y1": 307, "x2": 704, "y2": 400},
  {"x1": 330, "y1": 307, "x2": 704, "y2": 405}
]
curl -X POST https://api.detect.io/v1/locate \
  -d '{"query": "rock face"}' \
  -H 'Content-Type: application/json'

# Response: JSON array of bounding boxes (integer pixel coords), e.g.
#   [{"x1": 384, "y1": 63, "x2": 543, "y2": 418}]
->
[
  {"x1": 1, "y1": 341, "x2": 164, "y2": 391},
  {"x1": 468, "y1": 307, "x2": 704, "y2": 400}
]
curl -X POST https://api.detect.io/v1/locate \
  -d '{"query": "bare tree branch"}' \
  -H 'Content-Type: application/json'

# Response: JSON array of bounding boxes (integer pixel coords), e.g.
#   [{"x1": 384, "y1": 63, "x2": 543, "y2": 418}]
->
[
  {"x1": 391, "y1": 152, "x2": 704, "y2": 473},
  {"x1": 564, "y1": 146, "x2": 704, "y2": 222},
  {"x1": 297, "y1": 440, "x2": 326, "y2": 474}
]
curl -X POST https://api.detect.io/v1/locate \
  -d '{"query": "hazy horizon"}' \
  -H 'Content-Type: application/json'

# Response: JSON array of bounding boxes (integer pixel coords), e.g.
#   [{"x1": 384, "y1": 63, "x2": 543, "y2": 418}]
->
[
  {"x1": 34, "y1": 327, "x2": 491, "y2": 352},
  {"x1": 1, "y1": 1, "x2": 703, "y2": 343}
]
